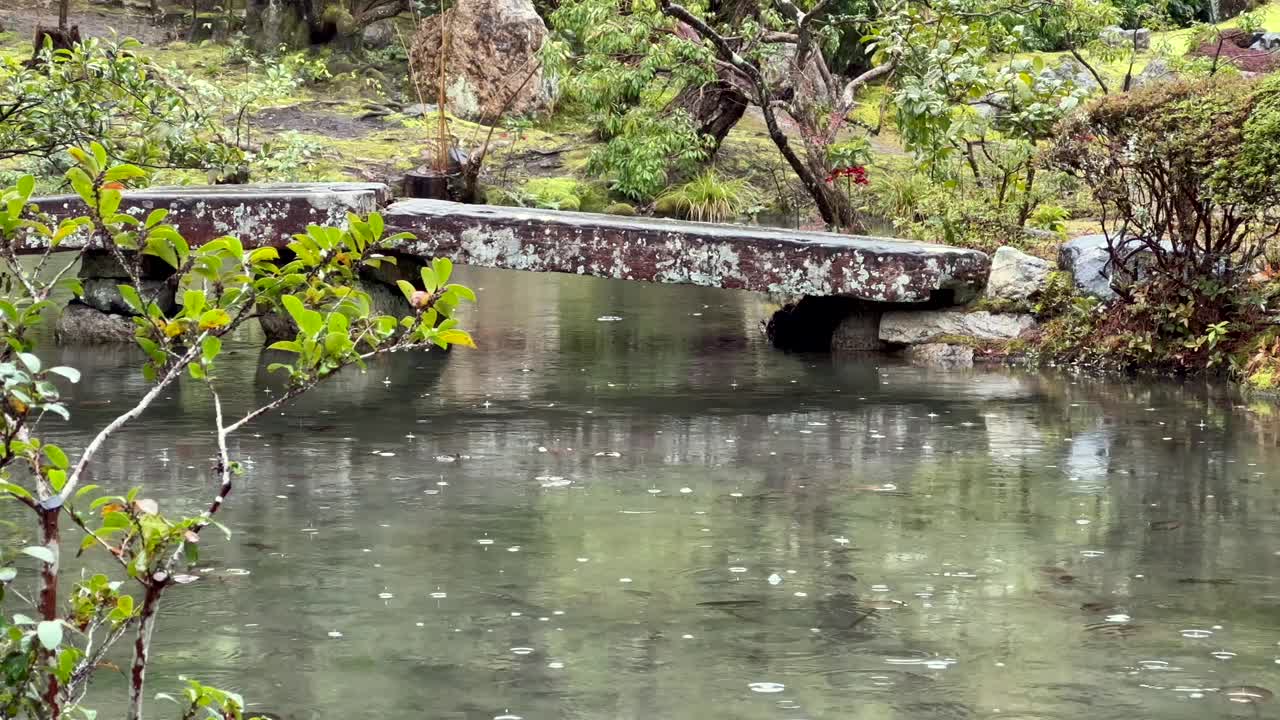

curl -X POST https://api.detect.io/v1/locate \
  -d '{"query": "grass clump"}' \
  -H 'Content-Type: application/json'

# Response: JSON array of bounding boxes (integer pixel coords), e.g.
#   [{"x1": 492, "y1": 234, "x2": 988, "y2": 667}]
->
[{"x1": 655, "y1": 171, "x2": 759, "y2": 223}]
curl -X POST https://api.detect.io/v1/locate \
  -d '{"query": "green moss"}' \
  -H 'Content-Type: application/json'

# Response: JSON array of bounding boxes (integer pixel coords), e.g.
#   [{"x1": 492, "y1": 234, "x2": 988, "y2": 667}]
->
[
  {"x1": 605, "y1": 202, "x2": 636, "y2": 216},
  {"x1": 1032, "y1": 271, "x2": 1076, "y2": 318},
  {"x1": 653, "y1": 194, "x2": 683, "y2": 218},
  {"x1": 518, "y1": 177, "x2": 608, "y2": 212},
  {"x1": 971, "y1": 297, "x2": 1032, "y2": 314},
  {"x1": 1248, "y1": 367, "x2": 1278, "y2": 390}
]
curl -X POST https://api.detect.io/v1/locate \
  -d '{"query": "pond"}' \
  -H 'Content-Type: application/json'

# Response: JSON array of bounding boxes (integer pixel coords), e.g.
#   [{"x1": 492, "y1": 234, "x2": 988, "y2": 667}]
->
[{"x1": 23, "y1": 267, "x2": 1280, "y2": 719}]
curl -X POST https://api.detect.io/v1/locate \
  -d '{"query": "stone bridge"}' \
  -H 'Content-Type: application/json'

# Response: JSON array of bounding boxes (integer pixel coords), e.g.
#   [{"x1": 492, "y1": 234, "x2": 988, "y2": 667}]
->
[{"x1": 28, "y1": 183, "x2": 991, "y2": 350}]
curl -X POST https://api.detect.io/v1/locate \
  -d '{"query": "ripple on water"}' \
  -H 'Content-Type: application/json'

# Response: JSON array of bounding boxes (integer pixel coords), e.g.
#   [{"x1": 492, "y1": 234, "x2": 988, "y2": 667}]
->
[
  {"x1": 1225, "y1": 686, "x2": 1273, "y2": 704},
  {"x1": 748, "y1": 682, "x2": 786, "y2": 693},
  {"x1": 1180, "y1": 629, "x2": 1214, "y2": 639}
]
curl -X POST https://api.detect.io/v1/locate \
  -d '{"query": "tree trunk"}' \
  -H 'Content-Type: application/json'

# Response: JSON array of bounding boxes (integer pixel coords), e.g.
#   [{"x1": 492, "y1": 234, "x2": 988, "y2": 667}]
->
[
  {"x1": 38, "y1": 508, "x2": 61, "y2": 719},
  {"x1": 58, "y1": 0, "x2": 69, "y2": 31},
  {"x1": 672, "y1": 78, "x2": 748, "y2": 155},
  {"x1": 756, "y1": 103, "x2": 845, "y2": 229},
  {"x1": 127, "y1": 583, "x2": 165, "y2": 720}
]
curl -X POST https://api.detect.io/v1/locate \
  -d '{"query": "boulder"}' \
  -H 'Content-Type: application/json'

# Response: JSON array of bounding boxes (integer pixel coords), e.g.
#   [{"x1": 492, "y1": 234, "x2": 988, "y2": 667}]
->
[
  {"x1": 1101, "y1": 26, "x2": 1152, "y2": 50},
  {"x1": 1058, "y1": 234, "x2": 1114, "y2": 299},
  {"x1": 1041, "y1": 58, "x2": 1101, "y2": 94},
  {"x1": 985, "y1": 246, "x2": 1052, "y2": 302},
  {"x1": 1133, "y1": 57, "x2": 1176, "y2": 87},
  {"x1": 81, "y1": 279, "x2": 177, "y2": 316},
  {"x1": 879, "y1": 310, "x2": 1036, "y2": 345},
  {"x1": 55, "y1": 303, "x2": 136, "y2": 344},
  {"x1": 362, "y1": 19, "x2": 395, "y2": 49},
  {"x1": 1251, "y1": 31, "x2": 1280, "y2": 51},
  {"x1": 76, "y1": 250, "x2": 178, "y2": 316},
  {"x1": 408, "y1": 0, "x2": 554, "y2": 121},
  {"x1": 907, "y1": 343, "x2": 974, "y2": 368}
]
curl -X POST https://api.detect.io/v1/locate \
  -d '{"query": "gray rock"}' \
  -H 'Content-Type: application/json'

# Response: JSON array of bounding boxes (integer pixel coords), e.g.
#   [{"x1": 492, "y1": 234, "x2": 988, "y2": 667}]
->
[
  {"x1": 78, "y1": 250, "x2": 130, "y2": 279},
  {"x1": 409, "y1": 0, "x2": 556, "y2": 121},
  {"x1": 985, "y1": 246, "x2": 1052, "y2": 301},
  {"x1": 1133, "y1": 57, "x2": 1176, "y2": 87},
  {"x1": 258, "y1": 310, "x2": 296, "y2": 344},
  {"x1": 907, "y1": 343, "x2": 974, "y2": 368},
  {"x1": 1251, "y1": 31, "x2": 1280, "y2": 51},
  {"x1": 831, "y1": 311, "x2": 887, "y2": 353},
  {"x1": 1101, "y1": 26, "x2": 1151, "y2": 50},
  {"x1": 54, "y1": 303, "x2": 136, "y2": 344},
  {"x1": 1058, "y1": 234, "x2": 1115, "y2": 299},
  {"x1": 880, "y1": 310, "x2": 1036, "y2": 345},
  {"x1": 402, "y1": 103, "x2": 439, "y2": 117},
  {"x1": 81, "y1": 279, "x2": 177, "y2": 316},
  {"x1": 1041, "y1": 58, "x2": 1101, "y2": 93},
  {"x1": 362, "y1": 19, "x2": 395, "y2": 48}
]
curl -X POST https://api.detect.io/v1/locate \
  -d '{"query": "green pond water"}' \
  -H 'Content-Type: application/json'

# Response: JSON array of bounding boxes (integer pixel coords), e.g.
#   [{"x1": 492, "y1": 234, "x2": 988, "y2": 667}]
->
[{"x1": 16, "y1": 267, "x2": 1280, "y2": 719}]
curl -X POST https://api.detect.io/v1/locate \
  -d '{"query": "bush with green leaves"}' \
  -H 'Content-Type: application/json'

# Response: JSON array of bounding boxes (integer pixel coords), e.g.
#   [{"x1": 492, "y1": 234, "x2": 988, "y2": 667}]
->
[
  {"x1": 0, "y1": 38, "x2": 244, "y2": 187},
  {"x1": 1048, "y1": 75, "x2": 1280, "y2": 299},
  {"x1": 547, "y1": 0, "x2": 717, "y2": 200},
  {"x1": 0, "y1": 143, "x2": 475, "y2": 720}
]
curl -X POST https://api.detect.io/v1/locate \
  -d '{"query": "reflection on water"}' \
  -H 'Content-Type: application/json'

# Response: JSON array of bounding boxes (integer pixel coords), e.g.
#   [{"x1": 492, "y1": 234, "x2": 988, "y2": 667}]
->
[{"x1": 15, "y1": 268, "x2": 1280, "y2": 719}]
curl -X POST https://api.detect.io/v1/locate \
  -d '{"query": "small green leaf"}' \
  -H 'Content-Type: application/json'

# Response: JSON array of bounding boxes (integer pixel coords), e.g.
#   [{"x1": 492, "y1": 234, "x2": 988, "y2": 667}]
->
[
  {"x1": 201, "y1": 335, "x2": 222, "y2": 364},
  {"x1": 0, "y1": 482, "x2": 33, "y2": 500},
  {"x1": 118, "y1": 285, "x2": 143, "y2": 313},
  {"x1": 17, "y1": 352, "x2": 40, "y2": 374},
  {"x1": 432, "y1": 257, "x2": 453, "y2": 286},
  {"x1": 47, "y1": 366, "x2": 80, "y2": 383},
  {"x1": 22, "y1": 546, "x2": 55, "y2": 564},
  {"x1": 43, "y1": 444, "x2": 68, "y2": 470},
  {"x1": 281, "y1": 295, "x2": 322, "y2": 336},
  {"x1": 183, "y1": 290, "x2": 205, "y2": 316},
  {"x1": 36, "y1": 621, "x2": 62, "y2": 650}
]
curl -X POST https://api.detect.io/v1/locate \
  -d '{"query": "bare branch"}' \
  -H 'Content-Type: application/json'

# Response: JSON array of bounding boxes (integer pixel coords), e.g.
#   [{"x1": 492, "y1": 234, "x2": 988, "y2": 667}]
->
[{"x1": 61, "y1": 343, "x2": 203, "y2": 505}]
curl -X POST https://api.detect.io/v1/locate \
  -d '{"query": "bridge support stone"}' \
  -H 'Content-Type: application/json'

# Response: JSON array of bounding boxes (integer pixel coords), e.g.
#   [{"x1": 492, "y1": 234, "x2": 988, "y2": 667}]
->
[
  {"x1": 55, "y1": 251, "x2": 178, "y2": 344},
  {"x1": 257, "y1": 251, "x2": 425, "y2": 343}
]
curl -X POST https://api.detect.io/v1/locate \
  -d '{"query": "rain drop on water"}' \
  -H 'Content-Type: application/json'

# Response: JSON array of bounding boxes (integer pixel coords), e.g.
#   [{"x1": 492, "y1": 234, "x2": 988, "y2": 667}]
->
[{"x1": 748, "y1": 682, "x2": 786, "y2": 694}]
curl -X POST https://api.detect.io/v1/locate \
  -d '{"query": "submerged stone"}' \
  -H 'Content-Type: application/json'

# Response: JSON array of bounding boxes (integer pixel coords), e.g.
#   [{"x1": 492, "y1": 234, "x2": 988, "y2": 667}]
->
[
  {"x1": 907, "y1": 343, "x2": 975, "y2": 368},
  {"x1": 54, "y1": 303, "x2": 135, "y2": 344},
  {"x1": 879, "y1": 310, "x2": 1035, "y2": 345}
]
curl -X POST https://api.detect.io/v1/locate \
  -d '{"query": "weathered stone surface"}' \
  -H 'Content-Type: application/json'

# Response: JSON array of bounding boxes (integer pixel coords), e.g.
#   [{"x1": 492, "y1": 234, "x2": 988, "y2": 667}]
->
[
  {"x1": 81, "y1": 279, "x2": 176, "y2": 316},
  {"x1": 55, "y1": 303, "x2": 136, "y2": 344},
  {"x1": 27, "y1": 183, "x2": 389, "y2": 253},
  {"x1": 985, "y1": 246, "x2": 1052, "y2": 301},
  {"x1": 1041, "y1": 58, "x2": 1102, "y2": 93},
  {"x1": 402, "y1": 103, "x2": 438, "y2": 117},
  {"x1": 1133, "y1": 57, "x2": 1176, "y2": 87},
  {"x1": 383, "y1": 200, "x2": 990, "y2": 303},
  {"x1": 1252, "y1": 31, "x2": 1280, "y2": 51},
  {"x1": 1101, "y1": 26, "x2": 1151, "y2": 50},
  {"x1": 362, "y1": 19, "x2": 395, "y2": 48},
  {"x1": 831, "y1": 311, "x2": 887, "y2": 353},
  {"x1": 76, "y1": 250, "x2": 178, "y2": 315},
  {"x1": 879, "y1": 310, "x2": 1035, "y2": 344},
  {"x1": 907, "y1": 343, "x2": 974, "y2": 368},
  {"x1": 408, "y1": 0, "x2": 553, "y2": 121},
  {"x1": 1059, "y1": 234, "x2": 1114, "y2": 299}
]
